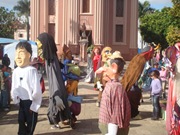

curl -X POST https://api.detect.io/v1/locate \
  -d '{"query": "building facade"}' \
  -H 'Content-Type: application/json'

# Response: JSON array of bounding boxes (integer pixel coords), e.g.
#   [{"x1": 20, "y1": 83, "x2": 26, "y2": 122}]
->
[
  {"x1": 30, "y1": 0, "x2": 138, "y2": 60},
  {"x1": 14, "y1": 29, "x2": 31, "y2": 41}
]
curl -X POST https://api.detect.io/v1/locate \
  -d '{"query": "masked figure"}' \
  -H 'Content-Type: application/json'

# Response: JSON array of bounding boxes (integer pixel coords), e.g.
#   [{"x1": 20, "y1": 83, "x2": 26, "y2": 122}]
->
[
  {"x1": 121, "y1": 45, "x2": 154, "y2": 119},
  {"x1": 37, "y1": 33, "x2": 73, "y2": 129},
  {"x1": 95, "y1": 46, "x2": 112, "y2": 107},
  {"x1": 165, "y1": 42, "x2": 180, "y2": 134},
  {"x1": 11, "y1": 41, "x2": 42, "y2": 135}
]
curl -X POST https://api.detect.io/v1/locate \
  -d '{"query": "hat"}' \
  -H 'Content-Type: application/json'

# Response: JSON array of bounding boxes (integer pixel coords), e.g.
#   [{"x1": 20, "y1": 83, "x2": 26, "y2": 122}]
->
[
  {"x1": 30, "y1": 58, "x2": 43, "y2": 65},
  {"x1": 109, "y1": 51, "x2": 125, "y2": 61}
]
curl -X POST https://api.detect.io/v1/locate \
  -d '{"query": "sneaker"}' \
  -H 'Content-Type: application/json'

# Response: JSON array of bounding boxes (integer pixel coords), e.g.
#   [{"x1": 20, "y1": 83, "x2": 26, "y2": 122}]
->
[
  {"x1": 51, "y1": 124, "x2": 61, "y2": 129},
  {"x1": 96, "y1": 101, "x2": 100, "y2": 107}
]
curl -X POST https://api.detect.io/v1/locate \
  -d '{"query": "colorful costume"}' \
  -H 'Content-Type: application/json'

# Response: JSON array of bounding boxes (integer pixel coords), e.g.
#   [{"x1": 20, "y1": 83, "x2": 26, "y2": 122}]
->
[
  {"x1": 165, "y1": 42, "x2": 180, "y2": 134},
  {"x1": 98, "y1": 52, "x2": 130, "y2": 135},
  {"x1": 37, "y1": 33, "x2": 72, "y2": 128},
  {"x1": 121, "y1": 46, "x2": 154, "y2": 118},
  {"x1": 95, "y1": 47, "x2": 112, "y2": 106},
  {"x1": 11, "y1": 42, "x2": 42, "y2": 135}
]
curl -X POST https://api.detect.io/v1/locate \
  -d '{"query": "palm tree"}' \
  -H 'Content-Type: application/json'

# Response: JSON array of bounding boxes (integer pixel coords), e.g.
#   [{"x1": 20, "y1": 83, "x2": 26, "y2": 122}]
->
[
  {"x1": 138, "y1": 1, "x2": 155, "y2": 18},
  {"x1": 13, "y1": 0, "x2": 30, "y2": 40}
]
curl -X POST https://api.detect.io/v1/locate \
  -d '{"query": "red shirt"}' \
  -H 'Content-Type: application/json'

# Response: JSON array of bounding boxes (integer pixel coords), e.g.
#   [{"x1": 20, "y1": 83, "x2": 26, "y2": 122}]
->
[
  {"x1": 93, "y1": 55, "x2": 101, "y2": 72},
  {"x1": 99, "y1": 81, "x2": 131, "y2": 128}
]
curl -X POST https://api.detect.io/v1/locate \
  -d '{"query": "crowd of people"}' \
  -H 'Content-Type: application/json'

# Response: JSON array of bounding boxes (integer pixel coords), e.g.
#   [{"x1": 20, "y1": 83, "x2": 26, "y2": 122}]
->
[
  {"x1": 1, "y1": 34, "x2": 180, "y2": 134},
  {"x1": 84, "y1": 42, "x2": 180, "y2": 134}
]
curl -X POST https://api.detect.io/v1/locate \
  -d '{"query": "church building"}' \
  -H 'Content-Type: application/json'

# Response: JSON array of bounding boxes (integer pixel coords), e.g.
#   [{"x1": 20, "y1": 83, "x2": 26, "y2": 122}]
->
[{"x1": 30, "y1": 0, "x2": 138, "y2": 60}]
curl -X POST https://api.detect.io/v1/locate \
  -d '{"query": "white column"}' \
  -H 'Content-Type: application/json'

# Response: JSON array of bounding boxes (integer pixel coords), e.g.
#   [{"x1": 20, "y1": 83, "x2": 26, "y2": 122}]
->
[
  {"x1": 62, "y1": 0, "x2": 68, "y2": 45},
  {"x1": 62, "y1": 0, "x2": 79, "y2": 46},
  {"x1": 30, "y1": 0, "x2": 40, "y2": 41},
  {"x1": 104, "y1": 0, "x2": 109, "y2": 45},
  {"x1": 44, "y1": 0, "x2": 48, "y2": 32},
  {"x1": 55, "y1": 0, "x2": 60, "y2": 44},
  {"x1": 130, "y1": 0, "x2": 138, "y2": 48},
  {"x1": 94, "y1": 0, "x2": 104, "y2": 45}
]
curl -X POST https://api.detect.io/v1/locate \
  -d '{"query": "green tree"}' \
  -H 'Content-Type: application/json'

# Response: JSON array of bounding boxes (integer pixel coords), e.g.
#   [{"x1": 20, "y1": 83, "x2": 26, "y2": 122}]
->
[
  {"x1": 0, "y1": 7, "x2": 18, "y2": 38},
  {"x1": 13, "y1": 0, "x2": 30, "y2": 40},
  {"x1": 140, "y1": 7, "x2": 174, "y2": 49},
  {"x1": 165, "y1": 0, "x2": 180, "y2": 45},
  {"x1": 166, "y1": 26, "x2": 180, "y2": 45}
]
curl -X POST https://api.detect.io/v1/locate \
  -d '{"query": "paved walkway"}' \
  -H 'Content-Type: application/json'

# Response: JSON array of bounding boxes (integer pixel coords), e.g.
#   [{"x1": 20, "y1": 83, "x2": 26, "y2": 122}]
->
[
  {"x1": 0, "y1": 63, "x2": 168, "y2": 135},
  {"x1": 0, "y1": 82, "x2": 167, "y2": 135}
]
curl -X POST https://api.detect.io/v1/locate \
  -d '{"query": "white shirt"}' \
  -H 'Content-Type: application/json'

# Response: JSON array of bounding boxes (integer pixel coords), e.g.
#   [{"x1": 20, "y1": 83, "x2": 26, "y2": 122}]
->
[{"x1": 11, "y1": 66, "x2": 42, "y2": 112}]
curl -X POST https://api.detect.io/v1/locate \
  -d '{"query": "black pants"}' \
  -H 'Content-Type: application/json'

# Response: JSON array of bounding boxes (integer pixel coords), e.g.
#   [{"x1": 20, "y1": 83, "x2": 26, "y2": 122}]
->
[{"x1": 18, "y1": 100, "x2": 38, "y2": 135}]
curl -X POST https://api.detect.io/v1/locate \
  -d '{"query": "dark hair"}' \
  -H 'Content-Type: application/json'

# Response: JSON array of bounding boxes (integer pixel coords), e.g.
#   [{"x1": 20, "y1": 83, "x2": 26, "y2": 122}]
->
[
  {"x1": 15, "y1": 41, "x2": 32, "y2": 56},
  {"x1": 109, "y1": 58, "x2": 125, "y2": 73},
  {"x1": 150, "y1": 70, "x2": 160, "y2": 78}
]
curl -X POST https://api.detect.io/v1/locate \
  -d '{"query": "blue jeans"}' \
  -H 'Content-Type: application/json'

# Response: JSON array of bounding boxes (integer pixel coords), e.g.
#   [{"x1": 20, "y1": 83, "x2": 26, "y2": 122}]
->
[
  {"x1": 1, "y1": 90, "x2": 8, "y2": 108},
  {"x1": 152, "y1": 95, "x2": 161, "y2": 118}
]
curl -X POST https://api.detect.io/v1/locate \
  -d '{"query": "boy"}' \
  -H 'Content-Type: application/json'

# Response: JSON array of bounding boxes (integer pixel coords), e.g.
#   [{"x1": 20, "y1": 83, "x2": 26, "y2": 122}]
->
[
  {"x1": 11, "y1": 41, "x2": 42, "y2": 135},
  {"x1": 150, "y1": 70, "x2": 162, "y2": 120}
]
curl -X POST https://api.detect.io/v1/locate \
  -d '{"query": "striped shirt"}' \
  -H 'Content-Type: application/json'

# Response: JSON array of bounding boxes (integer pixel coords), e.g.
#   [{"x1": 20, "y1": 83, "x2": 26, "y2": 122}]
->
[{"x1": 99, "y1": 80, "x2": 131, "y2": 128}]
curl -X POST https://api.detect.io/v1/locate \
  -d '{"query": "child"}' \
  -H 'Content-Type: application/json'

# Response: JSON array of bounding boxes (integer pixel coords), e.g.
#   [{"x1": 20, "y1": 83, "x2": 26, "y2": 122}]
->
[
  {"x1": 11, "y1": 41, "x2": 42, "y2": 135},
  {"x1": 150, "y1": 70, "x2": 162, "y2": 120}
]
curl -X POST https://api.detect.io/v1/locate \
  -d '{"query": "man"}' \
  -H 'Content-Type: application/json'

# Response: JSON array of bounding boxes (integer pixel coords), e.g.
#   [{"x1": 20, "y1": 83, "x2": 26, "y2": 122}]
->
[
  {"x1": 11, "y1": 41, "x2": 42, "y2": 135},
  {"x1": 98, "y1": 51, "x2": 131, "y2": 135}
]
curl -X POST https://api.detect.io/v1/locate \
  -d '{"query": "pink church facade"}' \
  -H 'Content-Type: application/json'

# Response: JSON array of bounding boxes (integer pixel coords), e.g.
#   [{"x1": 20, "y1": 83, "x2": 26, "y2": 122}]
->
[{"x1": 30, "y1": 0, "x2": 138, "y2": 60}]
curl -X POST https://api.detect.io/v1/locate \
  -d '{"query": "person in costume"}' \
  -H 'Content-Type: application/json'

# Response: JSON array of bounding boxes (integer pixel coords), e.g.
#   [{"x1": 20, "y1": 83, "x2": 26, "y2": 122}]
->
[
  {"x1": 62, "y1": 45, "x2": 80, "y2": 82},
  {"x1": 37, "y1": 33, "x2": 73, "y2": 129},
  {"x1": 93, "y1": 47, "x2": 101, "y2": 72},
  {"x1": 85, "y1": 44, "x2": 94, "y2": 83},
  {"x1": 165, "y1": 42, "x2": 180, "y2": 134},
  {"x1": 98, "y1": 51, "x2": 131, "y2": 135},
  {"x1": 92, "y1": 47, "x2": 101, "y2": 90},
  {"x1": 121, "y1": 45, "x2": 154, "y2": 119},
  {"x1": 11, "y1": 41, "x2": 42, "y2": 135},
  {"x1": 95, "y1": 46, "x2": 112, "y2": 107},
  {"x1": 61, "y1": 45, "x2": 81, "y2": 125}
]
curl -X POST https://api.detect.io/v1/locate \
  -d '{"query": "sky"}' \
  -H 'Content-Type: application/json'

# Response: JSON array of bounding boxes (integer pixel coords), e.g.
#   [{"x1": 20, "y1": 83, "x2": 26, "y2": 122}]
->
[
  {"x1": 0, "y1": 0, "x2": 173, "y2": 10},
  {"x1": 0, "y1": 0, "x2": 19, "y2": 10},
  {"x1": 139, "y1": 0, "x2": 173, "y2": 10}
]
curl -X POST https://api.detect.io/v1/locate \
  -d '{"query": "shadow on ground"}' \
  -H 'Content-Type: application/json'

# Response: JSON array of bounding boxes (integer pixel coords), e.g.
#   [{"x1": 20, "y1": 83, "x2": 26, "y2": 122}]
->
[{"x1": 35, "y1": 118, "x2": 101, "y2": 135}]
